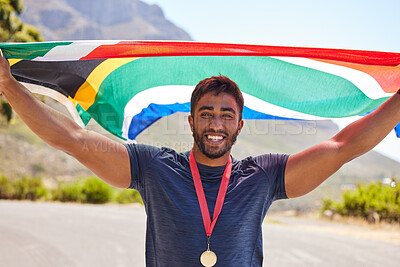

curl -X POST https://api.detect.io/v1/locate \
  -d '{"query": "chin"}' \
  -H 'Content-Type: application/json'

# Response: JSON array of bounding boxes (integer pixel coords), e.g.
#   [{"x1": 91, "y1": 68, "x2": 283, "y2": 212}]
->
[
  {"x1": 202, "y1": 145, "x2": 230, "y2": 159},
  {"x1": 204, "y1": 152, "x2": 226, "y2": 159}
]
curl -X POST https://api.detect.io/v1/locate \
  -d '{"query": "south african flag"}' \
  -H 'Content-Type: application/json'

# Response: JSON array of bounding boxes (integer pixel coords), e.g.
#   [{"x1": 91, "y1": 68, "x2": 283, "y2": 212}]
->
[{"x1": 1, "y1": 40, "x2": 399, "y2": 140}]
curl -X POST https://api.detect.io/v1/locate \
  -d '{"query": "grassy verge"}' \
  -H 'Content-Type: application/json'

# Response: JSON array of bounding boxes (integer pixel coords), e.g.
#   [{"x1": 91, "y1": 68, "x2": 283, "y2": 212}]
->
[{"x1": 0, "y1": 174, "x2": 142, "y2": 205}]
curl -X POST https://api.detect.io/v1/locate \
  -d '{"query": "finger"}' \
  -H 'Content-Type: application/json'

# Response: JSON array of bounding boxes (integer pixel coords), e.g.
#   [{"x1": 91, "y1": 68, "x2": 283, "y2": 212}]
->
[{"x1": 0, "y1": 49, "x2": 9, "y2": 66}]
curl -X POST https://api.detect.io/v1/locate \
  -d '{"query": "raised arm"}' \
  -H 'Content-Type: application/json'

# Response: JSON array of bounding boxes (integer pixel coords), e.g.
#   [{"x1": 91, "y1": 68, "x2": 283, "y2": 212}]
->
[
  {"x1": 0, "y1": 50, "x2": 131, "y2": 188},
  {"x1": 284, "y1": 89, "x2": 400, "y2": 198}
]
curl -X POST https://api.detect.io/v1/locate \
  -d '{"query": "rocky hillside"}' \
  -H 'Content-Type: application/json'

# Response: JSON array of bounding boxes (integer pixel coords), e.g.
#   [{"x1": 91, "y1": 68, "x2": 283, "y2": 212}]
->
[
  {"x1": 19, "y1": 0, "x2": 192, "y2": 41},
  {"x1": 0, "y1": 99, "x2": 94, "y2": 182}
]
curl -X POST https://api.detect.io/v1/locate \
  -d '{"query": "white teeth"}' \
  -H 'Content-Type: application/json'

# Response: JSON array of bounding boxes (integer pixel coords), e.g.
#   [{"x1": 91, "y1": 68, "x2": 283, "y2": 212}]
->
[{"x1": 207, "y1": 135, "x2": 223, "y2": 141}]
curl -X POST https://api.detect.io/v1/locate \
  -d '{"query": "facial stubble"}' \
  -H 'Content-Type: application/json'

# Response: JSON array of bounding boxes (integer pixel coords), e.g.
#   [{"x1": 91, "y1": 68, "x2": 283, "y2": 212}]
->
[{"x1": 192, "y1": 124, "x2": 240, "y2": 159}]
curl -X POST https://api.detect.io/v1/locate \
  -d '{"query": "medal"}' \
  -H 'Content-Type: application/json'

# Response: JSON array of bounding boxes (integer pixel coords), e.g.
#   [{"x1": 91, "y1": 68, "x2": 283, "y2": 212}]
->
[
  {"x1": 189, "y1": 151, "x2": 232, "y2": 267},
  {"x1": 200, "y1": 250, "x2": 217, "y2": 267},
  {"x1": 200, "y1": 236, "x2": 217, "y2": 266}
]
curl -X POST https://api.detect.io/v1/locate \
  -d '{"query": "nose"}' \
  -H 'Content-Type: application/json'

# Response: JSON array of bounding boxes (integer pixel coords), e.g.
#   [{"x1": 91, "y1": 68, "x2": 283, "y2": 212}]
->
[{"x1": 209, "y1": 116, "x2": 223, "y2": 131}]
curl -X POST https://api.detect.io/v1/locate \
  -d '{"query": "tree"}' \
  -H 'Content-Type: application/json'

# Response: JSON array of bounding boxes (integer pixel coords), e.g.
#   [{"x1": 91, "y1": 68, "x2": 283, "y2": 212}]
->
[
  {"x1": 0, "y1": 0, "x2": 44, "y2": 124},
  {"x1": 0, "y1": 0, "x2": 44, "y2": 42}
]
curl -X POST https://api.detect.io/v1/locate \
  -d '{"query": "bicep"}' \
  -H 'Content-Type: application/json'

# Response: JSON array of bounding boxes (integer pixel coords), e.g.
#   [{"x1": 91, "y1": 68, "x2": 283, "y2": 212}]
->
[
  {"x1": 284, "y1": 139, "x2": 346, "y2": 198},
  {"x1": 68, "y1": 129, "x2": 131, "y2": 188}
]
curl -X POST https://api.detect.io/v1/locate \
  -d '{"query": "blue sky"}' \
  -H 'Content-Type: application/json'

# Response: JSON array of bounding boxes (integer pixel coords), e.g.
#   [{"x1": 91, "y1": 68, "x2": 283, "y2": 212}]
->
[
  {"x1": 145, "y1": 0, "x2": 400, "y2": 52},
  {"x1": 144, "y1": 0, "x2": 400, "y2": 162}
]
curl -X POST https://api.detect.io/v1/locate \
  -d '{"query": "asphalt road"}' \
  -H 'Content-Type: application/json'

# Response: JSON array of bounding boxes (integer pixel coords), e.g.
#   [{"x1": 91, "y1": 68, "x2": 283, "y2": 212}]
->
[{"x1": 1, "y1": 201, "x2": 399, "y2": 267}]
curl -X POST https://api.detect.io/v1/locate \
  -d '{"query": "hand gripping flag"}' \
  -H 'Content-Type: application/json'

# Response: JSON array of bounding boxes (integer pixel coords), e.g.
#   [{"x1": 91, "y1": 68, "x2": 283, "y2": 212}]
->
[{"x1": 0, "y1": 41, "x2": 399, "y2": 140}]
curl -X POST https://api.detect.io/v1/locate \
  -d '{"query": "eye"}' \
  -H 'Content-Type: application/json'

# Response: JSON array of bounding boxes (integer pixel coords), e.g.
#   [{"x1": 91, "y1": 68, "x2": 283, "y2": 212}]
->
[
  {"x1": 200, "y1": 112, "x2": 212, "y2": 118},
  {"x1": 222, "y1": 113, "x2": 234, "y2": 119}
]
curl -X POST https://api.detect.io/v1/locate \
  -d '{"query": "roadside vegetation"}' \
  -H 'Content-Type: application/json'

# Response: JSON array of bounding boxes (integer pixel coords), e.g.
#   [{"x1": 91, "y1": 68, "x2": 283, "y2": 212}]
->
[
  {"x1": 321, "y1": 179, "x2": 399, "y2": 224},
  {"x1": 0, "y1": 175, "x2": 142, "y2": 204}
]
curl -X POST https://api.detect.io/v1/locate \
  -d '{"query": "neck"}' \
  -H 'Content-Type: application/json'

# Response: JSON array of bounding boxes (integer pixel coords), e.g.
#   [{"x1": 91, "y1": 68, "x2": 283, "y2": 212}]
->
[{"x1": 191, "y1": 145, "x2": 231, "y2": 167}]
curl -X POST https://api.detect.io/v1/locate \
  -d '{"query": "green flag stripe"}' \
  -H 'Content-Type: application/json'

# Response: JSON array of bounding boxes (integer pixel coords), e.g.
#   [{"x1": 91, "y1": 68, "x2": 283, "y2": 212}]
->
[{"x1": 0, "y1": 42, "x2": 72, "y2": 60}]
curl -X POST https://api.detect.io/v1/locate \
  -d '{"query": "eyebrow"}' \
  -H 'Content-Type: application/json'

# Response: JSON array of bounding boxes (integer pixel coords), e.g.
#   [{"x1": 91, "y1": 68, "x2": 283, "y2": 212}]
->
[
  {"x1": 198, "y1": 106, "x2": 236, "y2": 114},
  {"x1": 198, "y1": 106, "x2": 214, "y2": 112},
  {"x1": 221, "y1": 107, "x2": 236, "y2": 114}
]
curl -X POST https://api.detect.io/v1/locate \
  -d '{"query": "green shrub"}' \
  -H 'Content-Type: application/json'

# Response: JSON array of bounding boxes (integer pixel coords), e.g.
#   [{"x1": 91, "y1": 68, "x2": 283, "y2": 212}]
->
[
  {"x1": 12, "y1": 176, "x2": 47, "y2": 200},
  {"x1": 321, "y1": 180, "x2": 400, "y2": 223},
  {"x1": 114, "y1": 189, "x2": 143, "y2": 204},
  {"x1": 52, "y1": 182, "x2": 81, "y2": 202},
  {"x1": 321, "y1": 197, "x2": 334, "y2": 212},
  {"x1": 0, "y1": 175, "x2": 13, "y2": 199},
  {"x1": 79, "y1": 176, "x2": 113, "y2": 204}
]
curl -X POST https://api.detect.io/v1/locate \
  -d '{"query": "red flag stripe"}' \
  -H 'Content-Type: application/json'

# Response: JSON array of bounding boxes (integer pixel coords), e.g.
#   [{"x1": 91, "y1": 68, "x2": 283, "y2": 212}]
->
[{"x1": 79, "y1": 41, "x2": 400, "y2": 66}]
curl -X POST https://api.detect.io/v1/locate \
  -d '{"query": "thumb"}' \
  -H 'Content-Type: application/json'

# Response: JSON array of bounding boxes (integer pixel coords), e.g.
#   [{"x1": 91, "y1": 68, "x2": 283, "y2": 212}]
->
[
  {"x1": 0, "y1": 49, "x2": 11, "y2": 68},
  {"x1": 0, "y1": 48, "x2": 5, "y2": 59},
  {"x1": 0, "y1": 48, "x2": 13, "y2": 86}
]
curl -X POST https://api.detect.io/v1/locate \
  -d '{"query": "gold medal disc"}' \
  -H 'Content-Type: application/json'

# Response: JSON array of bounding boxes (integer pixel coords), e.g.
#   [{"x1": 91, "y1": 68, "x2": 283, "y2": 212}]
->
[{"x1": 200, "y1": 250, "x2": 217, "y2": 267}]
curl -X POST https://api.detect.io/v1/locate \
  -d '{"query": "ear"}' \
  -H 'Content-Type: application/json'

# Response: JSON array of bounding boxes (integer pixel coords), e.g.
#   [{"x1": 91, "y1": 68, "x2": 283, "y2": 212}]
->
[
  {"x1": 237, "y1": 119, "x2": 244, "y2": 135},
  {"x1": 188, "y1": 115, "x2": 194, "y2": 132}
]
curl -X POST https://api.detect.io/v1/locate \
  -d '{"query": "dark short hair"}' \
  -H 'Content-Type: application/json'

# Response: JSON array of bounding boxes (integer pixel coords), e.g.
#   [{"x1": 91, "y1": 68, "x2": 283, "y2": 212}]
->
[{"x1": 190, "y1": 75, "x2": 244, "y2": 120}]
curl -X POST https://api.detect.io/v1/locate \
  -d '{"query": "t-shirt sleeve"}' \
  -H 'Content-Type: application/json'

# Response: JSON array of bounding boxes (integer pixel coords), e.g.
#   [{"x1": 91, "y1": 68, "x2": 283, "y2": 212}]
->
[
  {"x1": 124, "y1": 143, "x2": 161, "y2": 190},
  {"x1": 253, "y1": 153, "x2": 289, "y2": 201}
]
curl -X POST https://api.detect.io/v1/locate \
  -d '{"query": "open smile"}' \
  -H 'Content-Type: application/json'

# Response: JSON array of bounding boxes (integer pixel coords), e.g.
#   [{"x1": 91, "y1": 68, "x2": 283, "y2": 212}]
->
[{"x1": 205, "y1": 134, "x2": 226, "y2": 144}]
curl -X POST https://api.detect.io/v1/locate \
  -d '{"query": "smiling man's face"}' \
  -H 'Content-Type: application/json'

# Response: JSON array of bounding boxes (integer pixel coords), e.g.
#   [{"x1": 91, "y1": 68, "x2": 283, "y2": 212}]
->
[{"x1": 189, "y1": 92, "x2": 244, "y2": 161}]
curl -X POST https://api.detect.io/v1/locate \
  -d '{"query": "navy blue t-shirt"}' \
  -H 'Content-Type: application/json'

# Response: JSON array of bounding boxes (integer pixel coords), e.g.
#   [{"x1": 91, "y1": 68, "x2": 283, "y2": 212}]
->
[{"x1": 125, "y1": 144, "x2": 288, "y2": 267}]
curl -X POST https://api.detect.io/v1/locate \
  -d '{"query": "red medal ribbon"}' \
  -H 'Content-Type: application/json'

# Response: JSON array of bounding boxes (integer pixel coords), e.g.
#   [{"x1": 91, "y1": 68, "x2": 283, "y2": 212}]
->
[{"x1": 189, "y1": 150, "x2": 232, "y2": 237}]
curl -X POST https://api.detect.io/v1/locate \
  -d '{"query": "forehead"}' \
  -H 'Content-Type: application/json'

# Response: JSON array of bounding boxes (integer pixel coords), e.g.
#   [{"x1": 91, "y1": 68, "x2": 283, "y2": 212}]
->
[{"x1": 194, "y1": 92, "x2": 239, "y2": 112}]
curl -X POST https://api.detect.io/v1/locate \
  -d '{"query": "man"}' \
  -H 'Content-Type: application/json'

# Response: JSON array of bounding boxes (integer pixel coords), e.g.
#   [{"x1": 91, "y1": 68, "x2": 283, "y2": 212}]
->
[{"x1": 0, "y1": 49, "x2": 399, "y2": 266}]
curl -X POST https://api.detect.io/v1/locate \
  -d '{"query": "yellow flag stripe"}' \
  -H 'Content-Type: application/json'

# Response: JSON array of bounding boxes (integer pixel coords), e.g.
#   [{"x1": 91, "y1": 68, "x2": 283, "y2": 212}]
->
[
  {"x1": 8, "y1": 59, "x2": 23, "y2": 66},
  {"x1": 73, "y1": 58, "x2": 138, "y2": 110}
]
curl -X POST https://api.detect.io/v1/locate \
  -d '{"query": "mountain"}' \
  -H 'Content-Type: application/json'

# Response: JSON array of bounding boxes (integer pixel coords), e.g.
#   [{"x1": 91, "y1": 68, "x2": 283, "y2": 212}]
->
[{"x1": 19, "y1": 0, "x2": 192, "y2": 41}]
